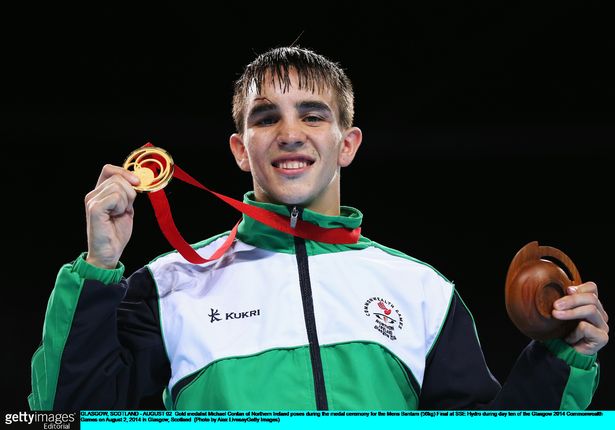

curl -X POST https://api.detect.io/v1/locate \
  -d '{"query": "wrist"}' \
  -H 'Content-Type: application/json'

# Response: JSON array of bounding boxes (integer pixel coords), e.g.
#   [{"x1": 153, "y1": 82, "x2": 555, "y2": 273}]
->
[
  {"x1": 85, "y1": 253, "x2": 120, "y2": 270},
  {"x1": 542, "y1": 338, "x2": 597, "y2": 370},
  {"x1": 74, "y1": 252, "x2": 125, "y2": 284}
]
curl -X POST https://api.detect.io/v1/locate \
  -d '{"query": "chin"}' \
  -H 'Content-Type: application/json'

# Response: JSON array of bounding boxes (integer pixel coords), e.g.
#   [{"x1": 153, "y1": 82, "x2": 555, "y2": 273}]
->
[
  {"x1": 268, "y1": 189, "x2": 314, "y2": 207},
  {"x1": 274, "y1": 195, "x2": 312, "y2": 207}
]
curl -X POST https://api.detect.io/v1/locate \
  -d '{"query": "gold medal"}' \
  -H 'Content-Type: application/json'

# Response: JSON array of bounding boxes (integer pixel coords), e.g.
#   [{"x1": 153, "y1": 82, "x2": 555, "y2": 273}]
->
[{"x1": 123, "y1": 146, "x2": 174, "y2": 192}]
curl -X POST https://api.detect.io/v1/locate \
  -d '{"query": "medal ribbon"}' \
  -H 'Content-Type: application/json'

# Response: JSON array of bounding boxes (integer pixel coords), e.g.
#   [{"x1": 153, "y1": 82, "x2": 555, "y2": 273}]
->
[{"x1": 140, "y1": 143, "x2": 361, "y2": 264}]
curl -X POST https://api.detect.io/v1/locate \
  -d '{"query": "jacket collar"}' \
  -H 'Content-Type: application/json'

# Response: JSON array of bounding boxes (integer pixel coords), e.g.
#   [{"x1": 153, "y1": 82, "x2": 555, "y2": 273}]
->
[{"x1": 236, "y1": 191, "x2": 369, "y2": 255}]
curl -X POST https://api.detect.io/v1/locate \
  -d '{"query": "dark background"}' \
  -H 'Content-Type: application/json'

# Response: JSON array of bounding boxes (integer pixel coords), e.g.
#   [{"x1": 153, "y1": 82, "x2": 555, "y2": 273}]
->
[{"x1": 2, "y1": 1, "x2": 613, "y2": 410}]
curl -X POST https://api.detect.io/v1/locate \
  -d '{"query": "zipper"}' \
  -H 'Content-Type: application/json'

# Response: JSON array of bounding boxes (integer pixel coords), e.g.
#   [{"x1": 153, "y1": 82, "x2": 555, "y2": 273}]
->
[
  {"x1": 291, "y1": 205, "x2": 328, "y2": 410},
  {"x1": 290, "y1": 206, "x2": 299, "y2": 229}
]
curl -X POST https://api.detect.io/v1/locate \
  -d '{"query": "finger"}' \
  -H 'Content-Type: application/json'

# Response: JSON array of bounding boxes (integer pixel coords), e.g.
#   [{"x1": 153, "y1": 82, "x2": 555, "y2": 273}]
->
[
  {"x1": 106, "y1": 175, "x2": 138, "y2": 206},
  {"x1": 86, "y1": 175, "x2": 138, "y2": 207},
  {"x1": 87, "y1": 183, "x2": 131, "y2": 218},
  {"x1": 552, "y1": 304, "x2": 609, "y2": 332},
  {"x1": 568, "y1": 281, "x2": 598, "y2": 298},
  {"x1": 564, "y1": 322, "x2": 586, "y2": 345},
  {"x1": 96, "y1": 164, "x2": 140, "y2": 188},
  {"x1": 558, "y1": 283, "x2": 608, "y2": 324},
  {"x1": 89, "y1": 191, "x2": 129, "y2": 219},
  {"x1": 564, "y1": 321, "x2": 609, "y2": 355},
  {"x1": 554, "y1": 291, "x2": 608, "y2": 324}
]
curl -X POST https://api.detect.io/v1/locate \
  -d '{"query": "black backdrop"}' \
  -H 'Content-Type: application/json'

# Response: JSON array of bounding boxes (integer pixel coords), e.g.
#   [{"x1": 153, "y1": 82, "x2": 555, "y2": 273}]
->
[{"x1": 2, "y1": 2, "x2": 613, "y2": 410}]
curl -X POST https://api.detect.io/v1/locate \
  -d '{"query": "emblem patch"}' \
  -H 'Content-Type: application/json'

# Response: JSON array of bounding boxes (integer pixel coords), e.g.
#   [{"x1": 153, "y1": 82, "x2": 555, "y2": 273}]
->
[{"x1": 363, "y1": 297, "x2": 404, "y2": 340}]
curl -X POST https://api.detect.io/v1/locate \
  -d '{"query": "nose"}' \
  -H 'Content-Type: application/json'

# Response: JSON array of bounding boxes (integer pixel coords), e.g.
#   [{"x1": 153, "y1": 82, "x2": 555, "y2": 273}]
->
[{"x1": 275, "y1": 119, "x2": 306, "y2": 148}]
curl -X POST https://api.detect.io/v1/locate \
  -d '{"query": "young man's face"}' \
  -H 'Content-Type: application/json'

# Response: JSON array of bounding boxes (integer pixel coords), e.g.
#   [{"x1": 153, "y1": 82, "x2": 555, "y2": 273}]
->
[{"x1": 230, "y1": 71, "x2": 361, "y2": 215}]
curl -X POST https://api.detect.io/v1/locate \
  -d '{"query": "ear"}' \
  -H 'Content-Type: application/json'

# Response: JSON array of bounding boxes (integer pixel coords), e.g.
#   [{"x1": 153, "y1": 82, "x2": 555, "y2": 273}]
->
[
  {"x1": 229, "y1": 133, "x2": 251, "y2": 172},
  {"x1": 338, "y1": 127, "x2": 363, "y2": 167}
]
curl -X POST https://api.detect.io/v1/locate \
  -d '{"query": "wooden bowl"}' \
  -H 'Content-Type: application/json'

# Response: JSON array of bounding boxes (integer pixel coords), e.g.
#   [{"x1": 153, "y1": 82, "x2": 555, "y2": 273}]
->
[{"x1": 505, "y1": 241, "x2": 580, "y2": 341}]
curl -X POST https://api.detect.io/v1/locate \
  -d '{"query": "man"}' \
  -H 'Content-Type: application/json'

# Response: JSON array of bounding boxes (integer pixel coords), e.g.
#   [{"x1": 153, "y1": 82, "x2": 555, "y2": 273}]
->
[{"x1": 30, "y1": 46, "x2": 608, "y2": 410}]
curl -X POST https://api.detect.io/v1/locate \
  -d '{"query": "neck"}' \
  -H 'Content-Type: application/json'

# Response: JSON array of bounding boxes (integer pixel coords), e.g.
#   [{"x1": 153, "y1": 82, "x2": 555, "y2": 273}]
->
[{"x1": 253, "y1": 181, "x2": 342, "y2": 216}]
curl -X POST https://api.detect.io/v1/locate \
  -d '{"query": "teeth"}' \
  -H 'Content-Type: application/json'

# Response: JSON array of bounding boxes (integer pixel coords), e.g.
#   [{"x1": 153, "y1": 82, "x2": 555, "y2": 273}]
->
[{"x1": 277, "y1": 161, "x2": 308, "y2": 169}]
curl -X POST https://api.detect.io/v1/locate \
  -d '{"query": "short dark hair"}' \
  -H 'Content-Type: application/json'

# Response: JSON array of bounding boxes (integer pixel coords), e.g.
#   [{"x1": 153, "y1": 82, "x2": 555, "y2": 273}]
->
[{"x1": 232, "y1": 46, "x2": 354, "y2": 132}]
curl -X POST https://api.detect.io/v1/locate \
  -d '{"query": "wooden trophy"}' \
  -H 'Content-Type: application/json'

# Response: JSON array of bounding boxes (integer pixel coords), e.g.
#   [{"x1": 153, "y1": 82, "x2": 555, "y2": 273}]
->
[{"x1": 505, "y1": 241, "x2": 580, "y2": 341}]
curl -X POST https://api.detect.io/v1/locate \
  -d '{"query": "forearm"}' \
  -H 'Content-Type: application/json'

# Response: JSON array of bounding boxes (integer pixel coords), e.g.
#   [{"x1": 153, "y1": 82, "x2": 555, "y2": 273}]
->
[
  {"x1": 29, "y1": 254, "x2": 170, "y2": 410},
  {"x1": 491, "y1": 339, "x2": 599, "y2": 410},
  {"x1": 419, "y1": 290, "x2": 599, "y2": 410}
]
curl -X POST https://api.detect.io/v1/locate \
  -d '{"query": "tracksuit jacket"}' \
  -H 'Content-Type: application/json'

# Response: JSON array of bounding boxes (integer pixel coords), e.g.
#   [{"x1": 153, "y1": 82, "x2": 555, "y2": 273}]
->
[{"x1": 29, "y1": 192, "x2": 599, "y2": 411}]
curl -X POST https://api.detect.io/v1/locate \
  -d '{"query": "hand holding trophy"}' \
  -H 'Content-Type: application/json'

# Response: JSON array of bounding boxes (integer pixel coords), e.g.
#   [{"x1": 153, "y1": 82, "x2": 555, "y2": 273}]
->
[{"x1": 505, "y1": 241, "x2": 581, "y2": 341}]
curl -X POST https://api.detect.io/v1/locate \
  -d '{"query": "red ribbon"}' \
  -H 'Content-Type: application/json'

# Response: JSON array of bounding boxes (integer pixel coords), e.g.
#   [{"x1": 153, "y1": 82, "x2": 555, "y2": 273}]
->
[{"x1": 143, "y1": 143, "x2": 361, "y2": 264}]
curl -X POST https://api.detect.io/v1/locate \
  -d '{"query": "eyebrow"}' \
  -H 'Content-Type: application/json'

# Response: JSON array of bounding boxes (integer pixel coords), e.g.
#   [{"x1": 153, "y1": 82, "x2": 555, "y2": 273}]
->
[
  {"x1": 296, "y1": 101, "x2": 333, "y2": 116},
  {"x1": 247, "y1": 103, "x2": 278, "y2": 122},
  {"x1": 247, "y1": 100, "x2": 334, "y2": 123}
]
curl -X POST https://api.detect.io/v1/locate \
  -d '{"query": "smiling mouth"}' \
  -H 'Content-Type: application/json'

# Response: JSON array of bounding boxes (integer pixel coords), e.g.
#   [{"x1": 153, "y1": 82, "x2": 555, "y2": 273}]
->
[{"x1": 272, "y1": 159, "x2": 315, "y2": 170}]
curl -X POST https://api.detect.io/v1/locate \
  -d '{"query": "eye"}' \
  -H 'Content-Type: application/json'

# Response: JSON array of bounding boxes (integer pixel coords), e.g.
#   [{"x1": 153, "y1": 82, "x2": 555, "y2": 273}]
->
[
  {"x1": 255, "y1": 116, "x2": 278, "y2": 126},
  {"x1": 303, "y1": 115, "x2": 323, "y2": 123}
]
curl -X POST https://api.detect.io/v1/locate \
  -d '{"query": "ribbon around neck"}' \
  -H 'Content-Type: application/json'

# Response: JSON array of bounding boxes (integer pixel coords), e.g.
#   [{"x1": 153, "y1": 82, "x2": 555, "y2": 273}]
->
[{"x1": 138, "y1": 143, "x2": 361, "y2": 264}]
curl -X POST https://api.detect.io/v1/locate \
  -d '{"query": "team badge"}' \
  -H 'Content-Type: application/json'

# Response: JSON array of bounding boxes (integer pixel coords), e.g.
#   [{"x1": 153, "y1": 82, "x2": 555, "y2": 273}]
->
[{"x1": 363, "y1": 297, "x2": 404, "y2": 341}]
